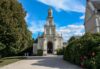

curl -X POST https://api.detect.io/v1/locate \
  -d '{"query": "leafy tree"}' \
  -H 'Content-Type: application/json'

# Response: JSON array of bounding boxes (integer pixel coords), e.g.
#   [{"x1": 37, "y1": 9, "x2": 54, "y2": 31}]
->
[
  {"x1": 0, "y1": 42, "x2": 5, "y2": 51},
  {"x1": 0, "y1": 0, "x2": 33, "y2": 57}
]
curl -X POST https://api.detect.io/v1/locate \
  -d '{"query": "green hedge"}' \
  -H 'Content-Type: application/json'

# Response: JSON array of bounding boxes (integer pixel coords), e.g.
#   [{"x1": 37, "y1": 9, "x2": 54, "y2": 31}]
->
[
  {"x1": 0, "y1": 42, "x2": 5, "y2": 51},
  {"x1": 63, "y1": 33, "x2": 100, "y2": 69},
  {"x1": 57, "y1": 48, "x2": 64, "y2": 55},
  {"x1": 0, "y1": 42, "x2": 6, "y2": 57},
  {"x1": 37, "y1": 49, "x2": 43, "y2": 56}
]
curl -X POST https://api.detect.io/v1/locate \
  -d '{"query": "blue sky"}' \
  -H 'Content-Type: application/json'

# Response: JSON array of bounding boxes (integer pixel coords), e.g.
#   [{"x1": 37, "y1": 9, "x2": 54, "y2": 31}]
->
[{"x1": 18, "y1": 0, "x2": 86, "y2": 41}]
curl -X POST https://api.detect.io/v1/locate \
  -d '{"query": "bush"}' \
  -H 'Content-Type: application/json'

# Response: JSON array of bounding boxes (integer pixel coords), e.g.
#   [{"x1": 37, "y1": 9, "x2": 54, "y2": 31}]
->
[
  {"x1": 37, "y1": 49, "x2": 43, "y2": 56},
  {"x1": 0, "y1": 42, "x2": 5, "y2": 51},
  {"x1": 0, "y1": 42, "x2": 6, "y2": 57},
  {"x1": 63, "y1": 33, "x2": 100, "y2": 69},
  {"x1": 57, "y1": 48, "x2": 64, "y2": 55},
  {"x1": 95, "y1": 53, "x2": 100, "y2": 69}
]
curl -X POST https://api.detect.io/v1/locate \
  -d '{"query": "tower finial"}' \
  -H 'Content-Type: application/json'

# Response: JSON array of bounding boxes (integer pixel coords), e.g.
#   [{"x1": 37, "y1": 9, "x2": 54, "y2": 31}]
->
[{"x1": 48, "y1": 8, "x2": 53, "y2": 17}]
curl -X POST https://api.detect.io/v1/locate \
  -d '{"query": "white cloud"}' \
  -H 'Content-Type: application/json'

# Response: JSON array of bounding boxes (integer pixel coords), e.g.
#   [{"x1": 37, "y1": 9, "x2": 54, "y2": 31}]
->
[
  {"x1": 57, "y1": 24, "x2": 85, "y2": 42},
  {"x1": 28, "y1": 20, "x2": 85, "y2": 42},
  {"x1": 27, "y1": 15, "x2": 85, "y2": 42},
  {"x1": 25, "y1": 13, "x2": 29, "y2": 22},
  {"x1": 38, "y1": 0, "x2": 85, "y2": 13},
  {"x1": 80, "y1": 14, "x2": 85, "y2": 19},
  {"x1": 25, "y1": 13, "x2": 45, "y2": 34},
  {"x1": 28, "y1": 20, "x2": 45, "y2": 34}
]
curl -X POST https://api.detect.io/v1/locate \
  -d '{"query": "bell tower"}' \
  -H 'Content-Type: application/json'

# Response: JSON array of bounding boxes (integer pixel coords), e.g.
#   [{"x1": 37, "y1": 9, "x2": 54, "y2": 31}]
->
[
  {"x1": 46, "y1": 8, "x2": 54, "y2": 26},
  {"x1": 41, "y1": 8, "x2": 63, "y2": 55},
  {"x1": 44, "y1": 8, "x2": 56, "y2": 35}
]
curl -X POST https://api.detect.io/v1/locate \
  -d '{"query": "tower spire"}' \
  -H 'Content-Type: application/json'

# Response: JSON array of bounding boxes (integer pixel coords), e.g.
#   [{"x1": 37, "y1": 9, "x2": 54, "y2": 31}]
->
[
  {"x1": 46, "y1": 8, "x2": 54, "y2": 26},
  {"x1": 48, "y1": 8, "x2": 53, "y2": 17}
]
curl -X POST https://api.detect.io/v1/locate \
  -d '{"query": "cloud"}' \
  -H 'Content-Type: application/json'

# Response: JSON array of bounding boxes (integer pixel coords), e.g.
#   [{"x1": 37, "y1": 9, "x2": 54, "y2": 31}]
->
[
  {"x1": 57, "y1": 24, "x2": 85, "y2": 42},
  {"x1": 80, "y1": 14, "x2": 85, "y2": 19},
  {"x1": 25, "y1": 13, "x2": 29, "y2": 22},
  {"x1": 38, "y1": 0, "x2": 85, "y2": 13},
  {"x1": 28, "y1": 19, "x2": 85, "y2": 42},
  {"x1": 26, "y1": 14, "x2": 85, "y2": 42},
  {"x1": 28, "y1": 20, "x2": 45, "y2": 34},
  {"x1": 25, "y1": 13, "x2": 45, "y2": 34}
]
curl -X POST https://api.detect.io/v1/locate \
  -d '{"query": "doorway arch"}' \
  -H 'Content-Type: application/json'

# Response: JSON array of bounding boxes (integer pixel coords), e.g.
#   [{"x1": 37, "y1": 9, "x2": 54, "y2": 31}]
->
[{"x1": 47, "y1": 41, "x2": 53, "y2": 54}]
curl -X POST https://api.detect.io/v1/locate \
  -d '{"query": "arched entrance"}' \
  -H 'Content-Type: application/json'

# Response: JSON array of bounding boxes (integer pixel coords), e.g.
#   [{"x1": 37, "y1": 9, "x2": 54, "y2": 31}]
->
[{"x1": 47, "y1": 41, "x2": 53, "y2": 54}]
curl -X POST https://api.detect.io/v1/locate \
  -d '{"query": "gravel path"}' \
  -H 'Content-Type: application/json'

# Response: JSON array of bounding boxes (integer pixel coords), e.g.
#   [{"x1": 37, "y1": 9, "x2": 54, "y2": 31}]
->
[{"x1": 0, "y1": 55, "x2": 82, "y2": 69}]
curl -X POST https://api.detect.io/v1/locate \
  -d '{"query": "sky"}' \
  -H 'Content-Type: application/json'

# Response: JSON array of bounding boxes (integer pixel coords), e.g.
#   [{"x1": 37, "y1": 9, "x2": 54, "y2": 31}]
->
[{"x1": 18, "y1": 0, "x2": 86, "y2": 42}]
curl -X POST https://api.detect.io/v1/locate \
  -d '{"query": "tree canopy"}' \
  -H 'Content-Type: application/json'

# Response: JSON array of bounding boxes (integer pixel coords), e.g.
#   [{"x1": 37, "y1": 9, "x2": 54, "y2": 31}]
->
[{"x1": 0, "y1": 0, "x2": 33, "y2": 57}]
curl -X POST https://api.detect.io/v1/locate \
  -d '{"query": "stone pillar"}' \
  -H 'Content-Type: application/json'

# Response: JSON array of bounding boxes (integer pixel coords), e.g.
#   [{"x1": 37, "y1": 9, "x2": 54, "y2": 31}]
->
[
  {"x1": 96, "y1": 16, "x2": 100, "y2": 32},
  {"x1": 33, "y1": 43, "x2": 37, "y2": 55},
  {"x1": 53, "y1": 39, "x2": 57, "y2": 54},
  {"x1": 43, "y1": 39, "x2": 47, "y2": 55}
]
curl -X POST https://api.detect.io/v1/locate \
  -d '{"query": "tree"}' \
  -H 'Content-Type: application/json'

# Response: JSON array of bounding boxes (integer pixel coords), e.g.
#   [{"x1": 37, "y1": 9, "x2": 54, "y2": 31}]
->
[
  {"x1": 68, "y1": 36, "x2": 76, "y2": 43},
  {"x1": 0, "y1": 43, "x2": 5, "y2": 51},
  {"x1": 0, "y1": 0, "x2": 33, "y2": 57}
]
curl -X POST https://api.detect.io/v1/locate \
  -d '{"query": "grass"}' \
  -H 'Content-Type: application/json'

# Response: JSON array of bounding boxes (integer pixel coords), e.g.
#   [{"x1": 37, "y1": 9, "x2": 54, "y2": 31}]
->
[{"x1": 0, "y1": 56, "x2": 26, "y2": 67}]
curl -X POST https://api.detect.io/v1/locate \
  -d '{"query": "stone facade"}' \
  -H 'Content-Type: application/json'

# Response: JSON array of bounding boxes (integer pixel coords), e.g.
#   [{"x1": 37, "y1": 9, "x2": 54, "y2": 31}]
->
[
  {"x1": 85, "y1": 0, "x2": 100, "y2": 33},
  {"x1": 33, "y1": 8, "x2": 63, "y2": 55}
]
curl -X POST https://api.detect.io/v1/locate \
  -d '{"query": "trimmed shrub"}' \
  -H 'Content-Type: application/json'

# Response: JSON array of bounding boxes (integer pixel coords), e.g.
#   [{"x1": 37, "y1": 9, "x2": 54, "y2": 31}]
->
[
  {"x1": 57, "y1": 48, "x2": 64, "y2": 55},
  {"x1": 0, "y1": 42, "x2": 5, "y2": 57},
  {"x1": 63, "y1": 33, "x2": 100, "y2": 69},
  {"x1": 0, "y1": 42, "x2": 5, "y2": 51},
  {"x1": 37, "y1": 49, "x2": 43, "y2": 56}
]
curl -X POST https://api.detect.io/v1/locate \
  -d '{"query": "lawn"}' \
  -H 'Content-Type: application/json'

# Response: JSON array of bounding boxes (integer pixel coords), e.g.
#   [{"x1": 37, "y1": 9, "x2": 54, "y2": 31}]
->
[{"x1": 0, "y1": 56, "x2": 26, "y2": 67}]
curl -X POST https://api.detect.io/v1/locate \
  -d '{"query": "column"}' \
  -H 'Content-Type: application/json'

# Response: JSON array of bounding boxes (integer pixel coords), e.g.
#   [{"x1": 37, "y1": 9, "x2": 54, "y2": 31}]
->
[
  {"x1": 53, "y1": 39, "x2": 57, "y2": 54},
  {"x1": 43, "y1": 39, "x2": 47, "y2": 55}
]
